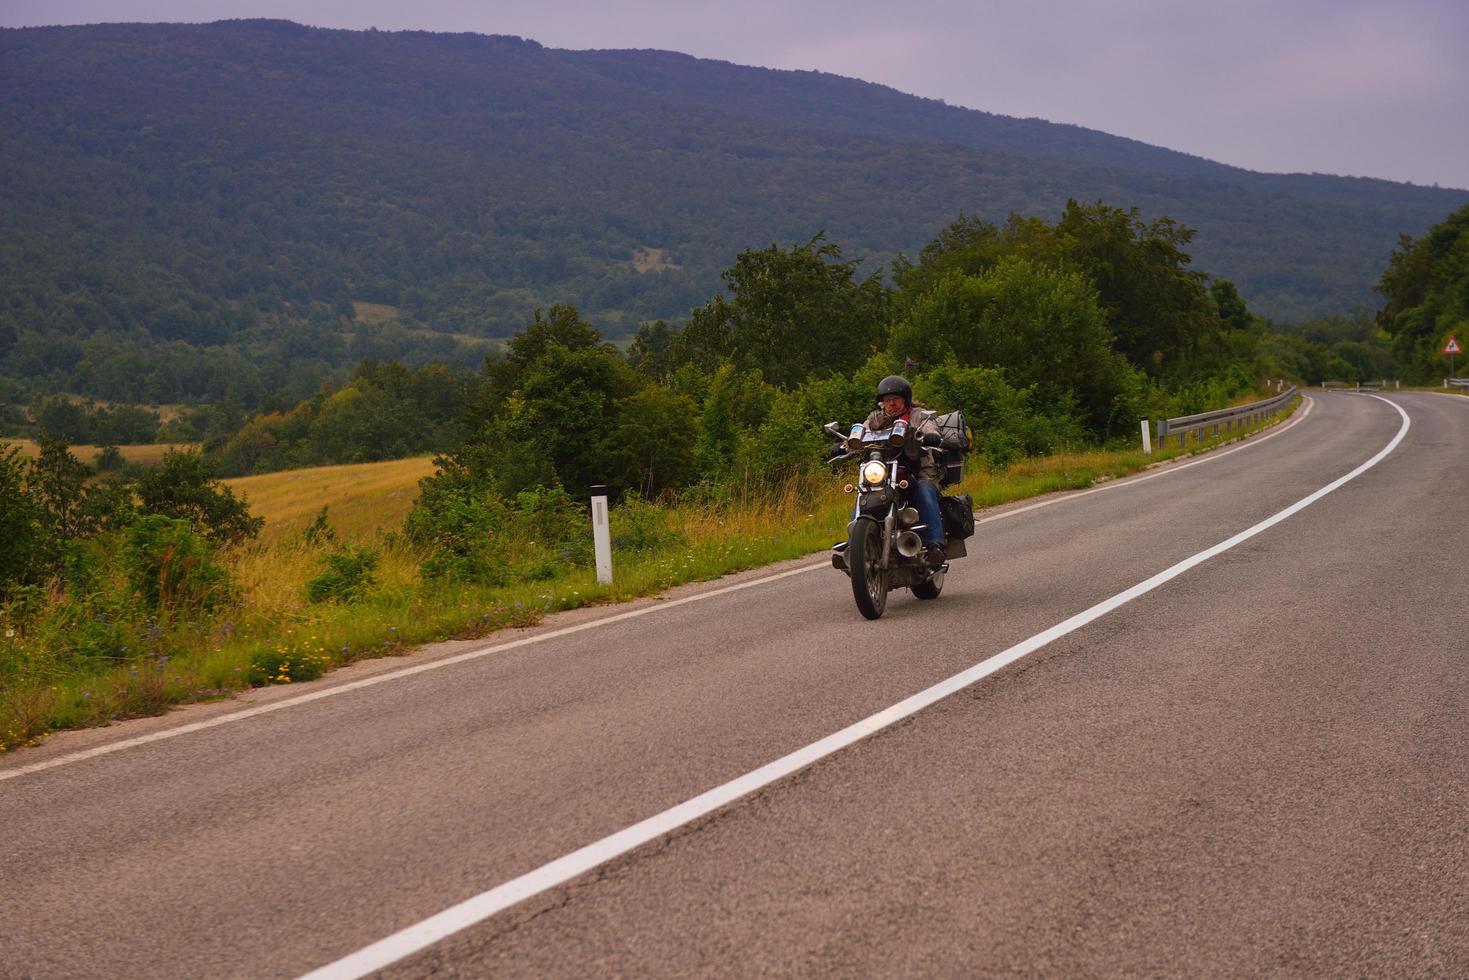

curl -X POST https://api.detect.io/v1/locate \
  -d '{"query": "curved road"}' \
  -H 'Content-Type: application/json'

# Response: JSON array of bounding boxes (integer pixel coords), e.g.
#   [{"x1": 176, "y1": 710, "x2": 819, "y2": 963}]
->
[{"x1": 2, "y1": 391, "x2": 1467, "y2": 977}]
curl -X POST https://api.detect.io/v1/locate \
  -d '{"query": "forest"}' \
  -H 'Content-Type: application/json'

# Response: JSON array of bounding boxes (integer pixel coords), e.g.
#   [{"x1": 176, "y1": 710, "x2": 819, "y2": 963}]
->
[{"x1": 2, "y1": 19, "x2": 1467, "y2": 416}]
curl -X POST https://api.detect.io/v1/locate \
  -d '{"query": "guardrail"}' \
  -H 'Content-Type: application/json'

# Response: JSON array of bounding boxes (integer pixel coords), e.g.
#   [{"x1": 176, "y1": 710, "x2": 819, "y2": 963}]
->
[
  {"x1": 1150, "y1": 385, "x2": 1298, "y2": 451},
  {"x1": 1448, "y1": 378, "x2": 1469, "y2": 389}
]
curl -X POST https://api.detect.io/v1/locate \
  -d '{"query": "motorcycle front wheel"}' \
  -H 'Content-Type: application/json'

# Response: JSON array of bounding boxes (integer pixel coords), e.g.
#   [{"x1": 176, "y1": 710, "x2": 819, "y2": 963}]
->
[{"x1": 848, "y1": 518, "x2": 888, "y2": 620}]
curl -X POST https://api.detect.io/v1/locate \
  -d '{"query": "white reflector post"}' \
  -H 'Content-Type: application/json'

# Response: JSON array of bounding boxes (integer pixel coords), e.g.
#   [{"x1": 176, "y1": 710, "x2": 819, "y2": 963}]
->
[
  {"x1": 1140, "y1": 419, "x2": 1152, "y2": 456},
  {"x1": 590, "y1": 484, "x2": 612, "y2": 585}
]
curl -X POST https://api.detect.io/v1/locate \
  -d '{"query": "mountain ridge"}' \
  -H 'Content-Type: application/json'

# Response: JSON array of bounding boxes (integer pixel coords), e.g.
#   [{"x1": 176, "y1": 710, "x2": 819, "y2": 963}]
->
[{"x1": 2, "y1": 19, "x2": 1466, "y2": 405}]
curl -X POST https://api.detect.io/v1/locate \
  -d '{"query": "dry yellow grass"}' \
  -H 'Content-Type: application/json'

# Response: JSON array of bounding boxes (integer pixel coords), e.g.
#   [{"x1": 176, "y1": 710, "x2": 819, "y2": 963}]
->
[
  {"x1": 223, "y1": 456, "x2": 437, "y2": 542},
  {"x1": 4, "y1": 439, "x2": 197, "y2": 466}
]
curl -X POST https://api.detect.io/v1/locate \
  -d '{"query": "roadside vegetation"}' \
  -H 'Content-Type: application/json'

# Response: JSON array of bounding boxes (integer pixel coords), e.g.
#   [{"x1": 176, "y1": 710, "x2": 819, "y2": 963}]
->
[{"x1": 0, "y1": 404, "x2": 1290, "y2": 753}]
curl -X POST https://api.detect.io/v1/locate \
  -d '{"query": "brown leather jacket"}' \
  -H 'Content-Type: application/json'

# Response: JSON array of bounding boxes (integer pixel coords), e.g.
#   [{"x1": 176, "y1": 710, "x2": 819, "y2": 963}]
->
[{"x1": 863, "y1": 405, "x2": 943, "y2": 483}]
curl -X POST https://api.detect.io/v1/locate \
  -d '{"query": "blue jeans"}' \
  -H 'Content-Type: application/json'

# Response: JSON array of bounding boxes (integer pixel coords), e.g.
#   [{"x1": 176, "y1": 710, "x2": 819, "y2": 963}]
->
[{"x1": 911, "y1": 480, "x2": 944, "y2": 546}]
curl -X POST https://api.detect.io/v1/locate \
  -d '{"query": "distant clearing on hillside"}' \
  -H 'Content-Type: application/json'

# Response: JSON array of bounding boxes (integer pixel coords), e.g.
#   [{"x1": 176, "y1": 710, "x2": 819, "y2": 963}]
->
[
  {"x1": 352, "y1": 301, "x2": 400, "y2": 324},
  {"x1": 633, "y1": 247, "x2": 682, "y2": 272}
]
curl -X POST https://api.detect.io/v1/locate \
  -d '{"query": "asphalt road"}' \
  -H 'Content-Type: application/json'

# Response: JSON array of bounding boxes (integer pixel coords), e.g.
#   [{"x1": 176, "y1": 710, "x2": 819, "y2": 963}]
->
[{"x1": 3, "y1": 392, "x2": 1467, "y2": 978}]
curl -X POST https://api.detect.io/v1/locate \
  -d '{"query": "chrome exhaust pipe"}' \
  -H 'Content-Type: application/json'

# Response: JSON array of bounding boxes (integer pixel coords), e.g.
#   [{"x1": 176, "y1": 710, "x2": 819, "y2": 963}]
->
[{"x1": 896, "y1": 529, "x2": 925, "y2": 558}]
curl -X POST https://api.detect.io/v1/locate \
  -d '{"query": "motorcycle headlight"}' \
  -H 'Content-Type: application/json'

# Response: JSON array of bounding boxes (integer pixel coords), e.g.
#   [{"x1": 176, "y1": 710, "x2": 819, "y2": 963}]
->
[{"x1": 861, "y1": 460, "x2": 888, "y2": 486}]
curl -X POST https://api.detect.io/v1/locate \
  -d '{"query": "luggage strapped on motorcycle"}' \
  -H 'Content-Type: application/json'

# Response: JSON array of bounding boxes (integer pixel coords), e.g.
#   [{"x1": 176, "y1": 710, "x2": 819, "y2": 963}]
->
[{"x1": 928, "y1": 410, "x2": 970, "y2": 486}]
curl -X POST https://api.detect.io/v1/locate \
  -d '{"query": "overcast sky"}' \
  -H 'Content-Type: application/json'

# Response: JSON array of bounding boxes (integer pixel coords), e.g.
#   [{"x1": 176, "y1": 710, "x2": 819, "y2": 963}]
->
[{"x1": 5, "y1": 0, "x2": 1467, "y2": 190}]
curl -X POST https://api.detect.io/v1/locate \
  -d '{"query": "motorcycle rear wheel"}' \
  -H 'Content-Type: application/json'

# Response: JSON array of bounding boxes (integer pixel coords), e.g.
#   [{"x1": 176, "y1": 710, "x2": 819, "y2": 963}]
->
[
  {"x1": 848, "y1": 518, "x2": 888, "y2": 620},
  {"x1": 912, "y1": 565, "x2": 944, "y2": 600}
]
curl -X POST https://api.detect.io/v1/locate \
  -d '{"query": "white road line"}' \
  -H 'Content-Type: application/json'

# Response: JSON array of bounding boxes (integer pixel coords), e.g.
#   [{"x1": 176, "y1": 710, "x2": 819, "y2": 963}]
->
[
  {"x1": 0, "y1": 396, "x2": 1311, "y2": 783},
  {"x1": 300, "y1": 395, "x2": 1406, "y2": 980}
]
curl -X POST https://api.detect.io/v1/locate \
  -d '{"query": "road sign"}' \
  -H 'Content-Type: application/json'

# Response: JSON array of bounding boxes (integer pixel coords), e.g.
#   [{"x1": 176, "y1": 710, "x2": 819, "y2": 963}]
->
[{"x1": 1445, "y1": 337, "x2": 1461, "y2": 355}]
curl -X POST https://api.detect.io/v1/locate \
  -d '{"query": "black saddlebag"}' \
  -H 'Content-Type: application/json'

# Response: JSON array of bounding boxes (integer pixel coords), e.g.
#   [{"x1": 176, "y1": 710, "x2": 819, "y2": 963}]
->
[{"x1": 939, "y1": 493, "x2": 975, "y2": 540}]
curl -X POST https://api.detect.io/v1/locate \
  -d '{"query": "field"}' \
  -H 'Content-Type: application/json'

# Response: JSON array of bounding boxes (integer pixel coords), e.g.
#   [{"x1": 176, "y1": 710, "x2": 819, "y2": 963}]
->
[
  {"x1": 6, "y1": 439, "x2": 197, "y2": 467},
  {"x1": 223, "y1": 456, "x2": 437, "y2": 542}
]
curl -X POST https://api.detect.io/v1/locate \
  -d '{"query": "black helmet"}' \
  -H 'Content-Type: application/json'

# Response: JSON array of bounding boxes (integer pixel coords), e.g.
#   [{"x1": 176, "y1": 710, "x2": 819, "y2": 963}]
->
[{"x1": 876, "y1": 375, "x2": 912, "y2": 408}]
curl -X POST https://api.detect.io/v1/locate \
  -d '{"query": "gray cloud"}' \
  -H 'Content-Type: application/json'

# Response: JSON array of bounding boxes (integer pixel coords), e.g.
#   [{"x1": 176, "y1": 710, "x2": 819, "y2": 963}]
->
[{"x1": 4, "y1": 0, "x2": 1466, "y2": 188}]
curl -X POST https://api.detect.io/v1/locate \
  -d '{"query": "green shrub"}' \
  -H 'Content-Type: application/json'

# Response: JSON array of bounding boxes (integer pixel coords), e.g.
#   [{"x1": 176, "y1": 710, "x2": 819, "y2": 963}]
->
[
  {"x1": 407, "y1": 482, "x2": 510, "y2": 584},
  {"x1": 302, "y1": 506, "x2": 337, "y2": 546},
  {"x1": 612, "y1": 492, "x2": 687, "y2": 555},
  {"x1": 741, "y1": 409, "x2": 823, "y2": 483},
  {"x1": 123, "y1": 515, "x2": 235, "y2": 613},
  {"x1": 508, "y1": 486, "x2": 585, "y2": 552},
  {"x1": 914, "y1": 359, "x2": 1089, "y2": 469},
  {"x1": 305, "y1": 545, "x2": 380, "y2": 604},
  {"x1": 408, "y1": 480, "x2": 592, "y2": 585}
]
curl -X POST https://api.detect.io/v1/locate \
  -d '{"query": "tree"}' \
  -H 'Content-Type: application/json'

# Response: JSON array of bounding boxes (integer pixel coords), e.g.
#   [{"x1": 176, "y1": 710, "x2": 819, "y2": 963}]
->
[
  {"x1": 667, "y1": 296, "x2": 736, "y2": 376},
  {"x1": 684, "y1": 235, "x2": 890, "y2": 389},
  {"x1": 915, "y1": 359, "x2": 1084, "y2": 466},
  {"x1": 26, "y1": 437, "x2": 105, "y2": 541},
  {"x1": 0, "y1": 439, "x2": 131, "y2": 597},
  {"x1": 693, "y1": 363, "x2": 776, "y2": 474},
  {"x1": 897, "y1": 203, "x2": 1219, "y2": 379},
  {"x1": 135, "y1": 450, "x2": 263, "y2": 543},
  {"x1": 468, "y1": 303, "x2": 610, "y2": 429},
  {"x1": 0, "y1": 444, "x2": 45, "y2": 600},
  {"x1": 307, "y1": 382, "x2": 425, "y2": 463},
  {"x1": 889, "y1": 257, "x2": 1140, "y2": 437},
  {"x1": 34, "y1": 397, "x2": 93, "y2": 443},
  {"x1": 604, "y1": 385, "x2": 698, "y2": 496},
  {"x1": 1210, "y1": 279, "x2": 1251, "y2": 330},
  {"x1": 892, "y1": 212, "x2": 1005, "y2": 304},
  {"x1": 1376, "y1": 204, "x2": 1469, "y2": 381},
  {"x1": 499, "y1": 343, "x2": 640, "y2": 495},
  {"x1": 627, "y1": 319, "x2": 678, "y2": 380},
  {"x1": 496, "y1": 303, "x2": 604, "y2": 376},
  {"x1": 1054, "y1": 201, "x2": 1213, "y2": 373}
]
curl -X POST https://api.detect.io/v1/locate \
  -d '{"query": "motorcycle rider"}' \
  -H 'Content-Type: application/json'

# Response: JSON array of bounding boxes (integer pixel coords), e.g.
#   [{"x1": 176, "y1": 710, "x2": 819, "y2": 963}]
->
[{"x1": 865, "y1": 375, "x2": 946, "y2": 566}]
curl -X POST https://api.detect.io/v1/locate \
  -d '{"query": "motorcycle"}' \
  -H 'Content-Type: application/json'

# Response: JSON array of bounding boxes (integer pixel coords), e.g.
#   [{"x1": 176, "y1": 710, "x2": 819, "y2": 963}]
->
[{"x1": 824, "y1": 418, "x2": 971, "y2": 620}]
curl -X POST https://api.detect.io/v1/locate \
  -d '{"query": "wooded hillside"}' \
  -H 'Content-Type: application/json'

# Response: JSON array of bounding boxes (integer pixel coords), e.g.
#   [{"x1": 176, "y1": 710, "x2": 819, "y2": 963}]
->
[{"x1": 2, "y1": 19, "x2": 1465, "y2": 406}]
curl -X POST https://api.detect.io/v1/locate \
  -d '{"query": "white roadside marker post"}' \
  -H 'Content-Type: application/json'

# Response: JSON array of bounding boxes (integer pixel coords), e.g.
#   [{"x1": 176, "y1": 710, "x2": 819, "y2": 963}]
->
[
  {"x1": 590, "y1": 484, "x2": 612, "y2": 585},
  {"x1": 1140, "y1": 419, "x2": 1152, "y2": 456}
]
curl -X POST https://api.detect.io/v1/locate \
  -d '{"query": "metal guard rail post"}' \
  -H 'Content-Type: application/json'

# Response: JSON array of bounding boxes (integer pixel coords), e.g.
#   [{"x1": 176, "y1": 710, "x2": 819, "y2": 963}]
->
[{"x1": 1156, "y1": 385, "x2": 1298, "y2": 449}]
